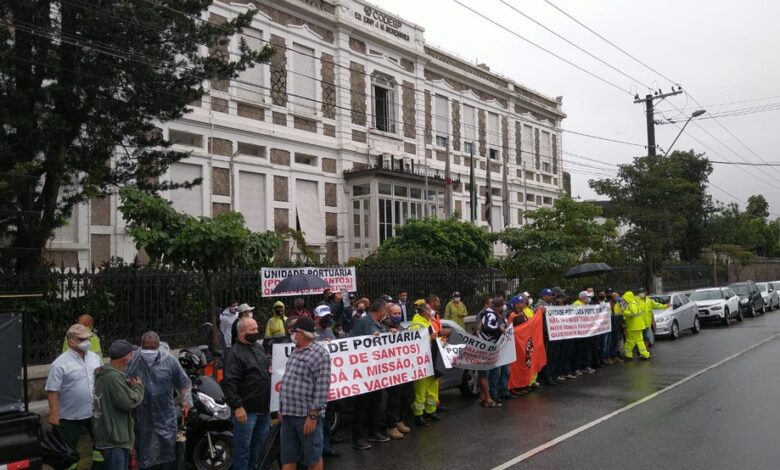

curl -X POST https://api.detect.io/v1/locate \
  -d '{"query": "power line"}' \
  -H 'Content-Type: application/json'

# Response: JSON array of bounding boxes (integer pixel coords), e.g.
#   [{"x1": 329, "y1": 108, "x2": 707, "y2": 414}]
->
[
  {"x1": 451, "y1": 0, "x2": 634, "y2": 96},
  {"x1": 709, "y1": 160, "x2": 780, "y2": 167},
  {"x1": 498, "y1": 0, "x2": 654, "y2": 92}
]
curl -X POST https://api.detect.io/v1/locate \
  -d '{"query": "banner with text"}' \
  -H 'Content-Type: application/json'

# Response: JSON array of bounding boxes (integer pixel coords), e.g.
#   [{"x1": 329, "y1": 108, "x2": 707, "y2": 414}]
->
[
  {"x1": 436, "y1": 320, "x2": 517, "y2": 371},
  {"x1": 270, "y1": 329, "x2": 434, "y2": 411},
  {"x1": 261, "y1": 267, "x2": 356, "y2": 297},
  {"x1": 545, "y1": 304, "x2": 612, "y2": 341}
]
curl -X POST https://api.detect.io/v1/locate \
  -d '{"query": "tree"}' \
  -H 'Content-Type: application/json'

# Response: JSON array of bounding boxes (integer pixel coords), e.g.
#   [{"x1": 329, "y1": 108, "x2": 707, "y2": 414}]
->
[
  {"x1": 0, "y1": 1, "x2": 273, "y2": 270},
  {"x1": 746, "y1": 195, "x2": 770, "y2": 219},
  {"x1": 710, "y1": 244, "x2": 756, "y2": 282},
  {"x1": 119, "y1": 188, "x2": 281, "y2": 349},
  {"x1": 366, "y1": 216, "x2": 492, "y2": 267},
  {"x1": 498, "y1": 196, "x2": 618, "y2": 293},
  {"x1": 590, "y1": 150, "x2": 714, "y2": 289}
]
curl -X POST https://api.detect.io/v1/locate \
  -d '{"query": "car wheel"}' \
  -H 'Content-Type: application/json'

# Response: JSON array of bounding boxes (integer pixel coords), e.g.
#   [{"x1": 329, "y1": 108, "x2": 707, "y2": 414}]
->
[
  {"x1": 459, "y1": 369, "x2": 480, "y2": 398},
  {"x1": 722, "y1": 308, "x2": 731, "y2": 327},
  {"x1": 670, "y1": 320, "x2": 680, "y2": 340},
  {"x1": 691, "y1": 315, "x2": 701, "y2": 334},
  {"x1": 736, "y1": 308, "x2": 744, "y2": 322}
]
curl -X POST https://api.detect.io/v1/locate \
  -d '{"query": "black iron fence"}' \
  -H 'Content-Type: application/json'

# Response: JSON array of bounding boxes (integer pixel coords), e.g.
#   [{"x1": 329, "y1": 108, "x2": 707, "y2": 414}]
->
[
  {"x1": 2, "y1": 266, "x2": 519, "y2": 365},
  {"x1": 0, "y1": 262, "x2": 737, "y2": 365}
]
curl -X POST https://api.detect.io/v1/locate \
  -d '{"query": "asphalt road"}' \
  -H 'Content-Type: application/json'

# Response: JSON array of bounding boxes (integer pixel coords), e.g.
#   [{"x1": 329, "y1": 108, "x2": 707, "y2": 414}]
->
[{"x1": 331, "y1": 309, "x2": 780, "y2": 470}]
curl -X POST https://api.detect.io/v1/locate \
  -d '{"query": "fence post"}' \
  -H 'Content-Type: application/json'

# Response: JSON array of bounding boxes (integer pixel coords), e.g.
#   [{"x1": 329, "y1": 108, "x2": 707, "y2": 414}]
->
[{"x1": 133, "y1": 268, "x2": 140, "y2": 342}]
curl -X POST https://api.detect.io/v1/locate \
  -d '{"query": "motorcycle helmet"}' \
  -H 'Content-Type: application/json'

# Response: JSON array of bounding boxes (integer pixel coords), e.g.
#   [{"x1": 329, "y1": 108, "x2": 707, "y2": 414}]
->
[{"x1": 178, "y1": 348, "x2": 205, "y2": 376}]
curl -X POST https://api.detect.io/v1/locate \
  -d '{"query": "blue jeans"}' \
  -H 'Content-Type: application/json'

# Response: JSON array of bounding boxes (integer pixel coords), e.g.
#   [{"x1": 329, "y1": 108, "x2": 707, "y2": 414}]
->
[
  {"x1": 488, "y1": 364, "x2": 510, "y2": 399},
  {"x1": 100, "y1": 447, "x2": 130, "y2": 470},
  {"x1": 232, "y1": 412, "x2": 270, "y2": 470}
]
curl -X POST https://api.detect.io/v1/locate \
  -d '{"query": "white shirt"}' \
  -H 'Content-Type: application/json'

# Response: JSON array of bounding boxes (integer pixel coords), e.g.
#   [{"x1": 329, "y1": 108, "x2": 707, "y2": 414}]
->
[
  {"x1": 45, "y1": 348, "x2": 101, "y2": 420},
  {"x1": 220, "y1": 308, "x2": 238, "y2": 348}
]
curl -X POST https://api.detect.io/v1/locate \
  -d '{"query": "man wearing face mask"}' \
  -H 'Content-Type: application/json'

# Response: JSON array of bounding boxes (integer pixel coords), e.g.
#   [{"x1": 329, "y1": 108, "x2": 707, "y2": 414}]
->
[
  {"x1": 222, "y1": 318, "x2": 271, "y2": 470},
  {"x1": 127, "y1": 331, "x2": 191, "y2": 470},
  {"x1": 46, "y1": 324, "x2": 103, "y2": 461},
  {"x1": 384, "y1": 303, "x2": 413, "y2": 440},
  {"x1": 265, "y1": 301, "x2": 288, "y2": 339},
  {"x1": 62, "y1": 313, "x2": 103, "y2": 358},
  {"x1": 314, "y1": 305, "x2": 336, "y2": 341},
  {"x1": 93, "y1": 340, "x2": 145, "y2": 469},
  {"x1": 220, "y1": 300, "x2": 240, "y2": 348},
  {"x1": 444, "y1": 291, "x2": 468, "y2": 328}
]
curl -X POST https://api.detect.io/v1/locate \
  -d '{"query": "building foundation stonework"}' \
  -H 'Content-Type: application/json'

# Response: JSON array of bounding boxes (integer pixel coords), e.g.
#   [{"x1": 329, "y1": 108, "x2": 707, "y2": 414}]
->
[{"x1": 46, "y1": 0, "x2": 567, "y2": 266}]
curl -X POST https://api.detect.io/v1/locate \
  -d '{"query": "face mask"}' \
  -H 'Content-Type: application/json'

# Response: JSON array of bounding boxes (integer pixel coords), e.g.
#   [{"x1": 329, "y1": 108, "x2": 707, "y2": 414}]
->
[
  {"x1": 391, "y1": 315, "x2": 402, "y2": 324},
  {"x1": 453, "y1": 297, "x2": 461, "y2": 302},
  {"x1": 319, "y1": 317, "x2": 332, "y2": 327},
  {"x1": 275, "y1": 310, "x2": 284, "y2": 316},
  {"x1": 230, "y1": 307, "x2": 238, "y2": 314},
  {"x1": 244, "y1": 333, "x2": 260, "y2": 343},
  {"x1": 78, "y1": 340, "x2": 90, "y2": 353},
  {"x1": 140, "y1": 349, "x2": 158, "y2": 363},
  {"x1": 639, "y1": 294, "x2": 646, "y2": 299}
]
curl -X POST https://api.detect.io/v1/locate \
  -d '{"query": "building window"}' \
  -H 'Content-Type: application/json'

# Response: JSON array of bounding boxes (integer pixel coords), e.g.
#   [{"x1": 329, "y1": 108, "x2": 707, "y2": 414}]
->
[
  {"x1": 542, "y1": 162, "x2": 551, "y2": 173},
  {"x1": 463, "y1": 104, "x2": 476, "y2": 155},
  {"x1": 463, "y1": 141, "x2": 474, "y2": 155},
  {"x1": 487, "y1": 112, "x2": 499, "y2": 156},
  {"x1": 169, "y1": 130, "x2": 203, "y2": 148},
  {"x1": 237, "y1": 142, "x2": 266, "y2": 158},
  {"x1": 374, "y1": 184, "x2": 435, "y2": 245},
  {"x1": 434, "y1": 94, "x2": 449, "y2": 146},
  {"x1": 291, "y1": 43, "x2": 317, "y2": 114},
  {"x1": 372, "y1": 73, "x2": 396, "y2": 133},
  {"x1": 543, "y1": 196, "x2": 553, "y2": 205},
  {"x1": 294, "y1": 153, "x2": 317, "y2": 166},
  {"x1": 352, "y1": 183, "x2": 370, "y2": 196},
  {"x1": 489, "y1": 148, "x2": 498, "y2": 160}
]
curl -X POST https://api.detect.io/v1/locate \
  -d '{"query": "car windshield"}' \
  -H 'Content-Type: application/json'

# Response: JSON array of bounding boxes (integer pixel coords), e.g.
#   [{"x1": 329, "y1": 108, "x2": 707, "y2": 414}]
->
[
  {"x1": 757, "y1": 283, "x2": 768, "y2": 292},
  {"x1": 690, "y1": 290, "x2": 721, "y2": 301},
  {"x1": 731, "y1": 284, "x2": 749, "y2": 295},
  {"x1": 651, "y1": 295, "x2": 670, "y2": 304}
]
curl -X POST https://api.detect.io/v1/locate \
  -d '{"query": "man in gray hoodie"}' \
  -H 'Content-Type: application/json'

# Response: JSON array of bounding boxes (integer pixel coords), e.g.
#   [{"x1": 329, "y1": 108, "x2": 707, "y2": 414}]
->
[{"x1": 92, "y1": 340, "x2": 145, "y2": 470}]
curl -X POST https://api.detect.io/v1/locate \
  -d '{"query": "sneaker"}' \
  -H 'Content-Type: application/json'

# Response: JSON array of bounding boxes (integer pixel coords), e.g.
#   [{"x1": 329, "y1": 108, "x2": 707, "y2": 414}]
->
[
  {"x1": 574, "y1": 370, "x2": 584, "y2": 376},
  {"x1": 556, "y1": 375, "x2": 567, "y2": 382},
  {"x1": 352, "y1": 439, "x2": 372, "y2": 450},
  {"x1": 565, "y1": 374, "x2": 577, "y2": 380},
  {"x1": 386, "y1": 427, "x2": 404, "y2": 440},
  {"x1": 584, "y1": 367, "x2": 596, "y2": 374},
  {"x1": 424, "y1": 412, "x2": 442, "y2": 421},
  {"x1": 415, "y1": 415, "x2": 431, "y2": 427},
  {"x1": 368, "y1": 432, "x2": 390, "y2": 443},
  {"x1": 397, "y1": 422, "x2": 411, "y2": 433}
]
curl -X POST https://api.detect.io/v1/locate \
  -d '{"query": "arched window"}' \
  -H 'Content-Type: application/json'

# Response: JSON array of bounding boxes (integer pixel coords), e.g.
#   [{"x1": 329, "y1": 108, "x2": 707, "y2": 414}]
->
[{"x1": 371, "y1": 72, "x2": 396, "y2": 133}]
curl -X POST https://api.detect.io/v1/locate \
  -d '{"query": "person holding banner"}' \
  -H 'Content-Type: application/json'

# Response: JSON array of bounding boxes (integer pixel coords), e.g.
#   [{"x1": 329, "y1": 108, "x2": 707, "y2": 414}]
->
[
  {"x1": 481, "y1": 297, "x2": 513, "y2": 403},
  {"x1": 349, "y1": 299, "x2": 391, "y2": 450},
  {"x1": 572, "y1": 292, "x2": 596, "y2": 376},
  {"x1": 409, "y1": 302, "x2": 444, "y2": 425},
  {"x1": 384, "y1": 303, "x2": 414, "y2": 440},
  {"x1": 621, "y1": 291, "x2": 651, "y2": 360}
]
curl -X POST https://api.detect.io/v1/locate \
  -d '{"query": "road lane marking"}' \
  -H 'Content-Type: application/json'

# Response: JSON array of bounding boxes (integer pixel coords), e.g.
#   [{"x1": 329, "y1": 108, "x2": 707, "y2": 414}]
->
[{"x1": 492, "y1": 332, "x2": 780, "y2": 470}]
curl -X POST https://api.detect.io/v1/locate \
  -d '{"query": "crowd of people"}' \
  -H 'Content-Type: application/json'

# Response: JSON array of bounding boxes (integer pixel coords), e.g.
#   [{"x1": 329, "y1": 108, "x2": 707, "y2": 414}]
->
[{"x1": 44, "y1": 285, "x2": 666, "y2": 470}]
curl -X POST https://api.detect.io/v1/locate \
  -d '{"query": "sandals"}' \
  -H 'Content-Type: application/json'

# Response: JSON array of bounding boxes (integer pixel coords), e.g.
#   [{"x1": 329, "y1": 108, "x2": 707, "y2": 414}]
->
[{"x1": 480, "y1": 400, "x2": 502, "y2": 408}]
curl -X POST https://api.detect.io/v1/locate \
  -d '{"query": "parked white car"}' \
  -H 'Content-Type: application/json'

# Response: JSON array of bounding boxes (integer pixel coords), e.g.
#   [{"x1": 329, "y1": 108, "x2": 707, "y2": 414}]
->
[
  {"x1": 689, "y1": 287, "x2": 743, "y2": 326},
  {"x1": 757, "y1": 282, "x2": 780, "y2": 311},
  {"x1": 651, "y1": 292, "x2": 701, "y2": 340}
]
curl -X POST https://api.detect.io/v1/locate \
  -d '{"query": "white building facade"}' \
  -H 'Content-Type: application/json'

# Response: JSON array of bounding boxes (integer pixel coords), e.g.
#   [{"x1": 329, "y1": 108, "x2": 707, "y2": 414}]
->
[{"x1": 46, "y1": 0, "x2": 566, "y2": 267}]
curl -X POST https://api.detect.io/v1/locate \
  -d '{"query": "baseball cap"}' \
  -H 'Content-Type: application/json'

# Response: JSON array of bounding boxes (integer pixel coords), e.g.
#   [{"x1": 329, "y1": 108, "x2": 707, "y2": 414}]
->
[
  {"x1": 295, "y1": 317, "x2": 316, "y2": 333},
  {"x1": 314, "y1": 305, "x2": 332, "y2": 317},
  {"x1": 108, "y1": 339, "x2": 133, "y2": 359},
  {"x1": 238, "y1": 303, "x2": 255, "y2": 313},
  {"x1": 66, "y1": 323, "x2": 92, "y2": 341},
  {"x1": 540, "y1": 288, "x2": 554, "y2": 297}
]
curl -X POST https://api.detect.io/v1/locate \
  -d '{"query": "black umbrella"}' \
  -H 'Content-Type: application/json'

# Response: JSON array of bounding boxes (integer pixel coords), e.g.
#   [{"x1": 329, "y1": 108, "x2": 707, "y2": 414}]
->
[
  {"x1": 271, "y1": 273, "x2": 330, "y2": 295},
  {"x1": 564, "y1": 262, "x2": 614, "y2": 279}
]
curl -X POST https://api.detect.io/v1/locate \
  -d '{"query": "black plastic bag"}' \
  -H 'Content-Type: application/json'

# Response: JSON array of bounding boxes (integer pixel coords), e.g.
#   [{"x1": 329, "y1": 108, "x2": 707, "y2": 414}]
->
[
  {"x1": 40, "y1": 427, "x2": 79, "y2": 469},
  {"x1": 257, "y1": 422, "x2": 281, "y2": 470}
]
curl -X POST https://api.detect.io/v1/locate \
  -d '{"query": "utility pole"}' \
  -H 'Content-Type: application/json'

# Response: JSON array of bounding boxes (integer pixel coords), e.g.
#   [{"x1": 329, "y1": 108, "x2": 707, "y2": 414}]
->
[
  {"x1": 523, "y1": 162, "x2": 528, "y2": 224},
  {"x1": 634, "y1": 88, "x2": 683, "y2": 156}
]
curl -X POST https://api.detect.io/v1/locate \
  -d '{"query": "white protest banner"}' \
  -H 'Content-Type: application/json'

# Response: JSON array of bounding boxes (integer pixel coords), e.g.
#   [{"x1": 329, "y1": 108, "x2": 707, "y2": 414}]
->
[
  {"x1": 270, "y1": 329, "x2": 434, "y2": 411},
  {"x1": 436, "y1": 320, "x2": 517, "y2": 371},
  {"x1": 545, "y1": 304, "x2": 612, "y2": 341},
  {"x1": 260, "y1": 267, "x2": 356, "y2": 297}
]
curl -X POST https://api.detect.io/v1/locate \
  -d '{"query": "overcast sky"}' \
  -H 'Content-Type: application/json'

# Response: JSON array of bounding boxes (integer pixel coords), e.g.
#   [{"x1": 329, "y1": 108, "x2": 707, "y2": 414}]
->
[{"x1": 373, "y1": 0, "x2": 780, "y2": 218}]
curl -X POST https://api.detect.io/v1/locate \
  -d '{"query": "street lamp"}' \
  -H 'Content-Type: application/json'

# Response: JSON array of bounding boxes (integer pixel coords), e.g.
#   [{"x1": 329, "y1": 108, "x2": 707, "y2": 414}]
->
[{"x1": 663, "y1": 109, "x2": 707, "y2": 157}]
